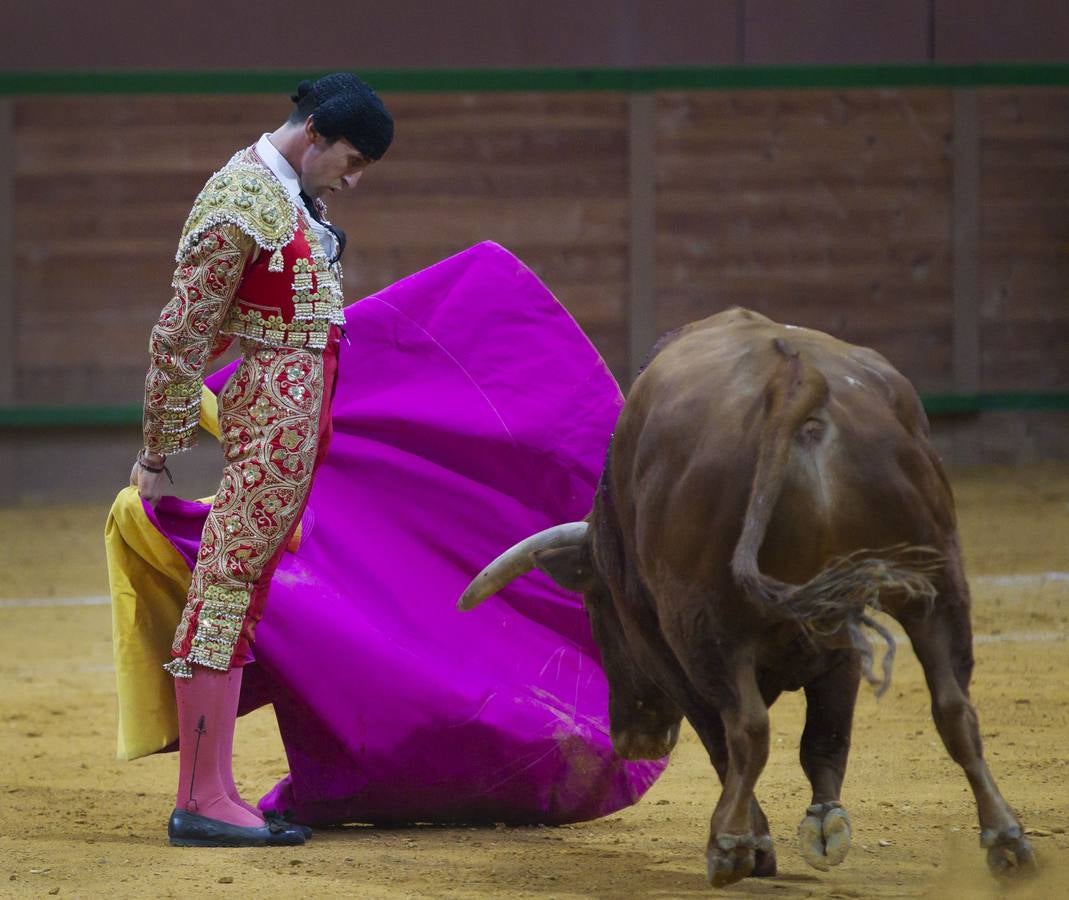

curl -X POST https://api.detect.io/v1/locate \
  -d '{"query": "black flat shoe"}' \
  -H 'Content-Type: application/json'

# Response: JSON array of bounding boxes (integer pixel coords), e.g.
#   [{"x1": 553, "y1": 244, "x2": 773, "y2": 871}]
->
[
  {"x1": 264, "y1": 810, "x2": 313, "y2": 840},
  {"x1": 168, "y1": 808, "x2": 306, "y2": 847}
]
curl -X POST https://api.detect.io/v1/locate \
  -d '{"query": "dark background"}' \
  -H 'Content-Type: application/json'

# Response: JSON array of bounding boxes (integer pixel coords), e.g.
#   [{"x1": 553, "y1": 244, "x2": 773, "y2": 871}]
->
[{"x1": 1, "y1": 1, "x2": 1067, "y2": 502}]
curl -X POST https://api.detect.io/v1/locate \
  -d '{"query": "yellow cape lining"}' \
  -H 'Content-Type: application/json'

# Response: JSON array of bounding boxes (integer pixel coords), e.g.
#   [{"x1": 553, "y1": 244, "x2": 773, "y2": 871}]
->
[{"x1": 106, "y1": 385, "x2": 299, "y2": 760}]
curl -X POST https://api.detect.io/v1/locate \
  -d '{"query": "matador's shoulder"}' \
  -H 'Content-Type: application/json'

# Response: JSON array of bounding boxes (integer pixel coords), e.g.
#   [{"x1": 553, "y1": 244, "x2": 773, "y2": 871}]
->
[{"x1": 175, "y1": 148, "x2": 297, "y2": 263}]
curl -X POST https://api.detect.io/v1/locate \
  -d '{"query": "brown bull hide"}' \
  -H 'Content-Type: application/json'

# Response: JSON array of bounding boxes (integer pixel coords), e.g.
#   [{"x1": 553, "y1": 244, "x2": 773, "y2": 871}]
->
[{"x1": 462, "y1": 308, "x2": 1036, "y2": 887}]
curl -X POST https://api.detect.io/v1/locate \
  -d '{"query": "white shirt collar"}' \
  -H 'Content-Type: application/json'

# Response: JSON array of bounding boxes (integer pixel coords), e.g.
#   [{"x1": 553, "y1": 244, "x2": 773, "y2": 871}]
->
[{"x1": 255, "y1": 133, "x2": 303, "y2": 202}]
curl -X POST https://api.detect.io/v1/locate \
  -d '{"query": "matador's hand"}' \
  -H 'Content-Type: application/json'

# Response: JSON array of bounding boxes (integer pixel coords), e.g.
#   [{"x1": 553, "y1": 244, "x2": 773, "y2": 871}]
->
[{"x1": 131, "y1": 452, "x2": 170, "y2": 508}]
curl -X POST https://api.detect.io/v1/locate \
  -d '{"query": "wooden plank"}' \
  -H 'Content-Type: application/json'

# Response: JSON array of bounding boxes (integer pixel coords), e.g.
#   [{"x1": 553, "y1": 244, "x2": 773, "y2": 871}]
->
[
  {"x1": 629, "y1": 93, "x2": 656, "y2": 382},
  {"x1": 977, "y1": 88, "x2": 1069, "y2": 392},
  {"x1": 653, "y1": 87, "x2": 955, "y2": 391},
  {"x1": 0, "y1": 100, "x2": 12, "y2": 404},
  {"x1": 15, "y1": 367, "x2": 146, "y2": 407},
  {"x1": 978, "y1": 322, "x2": 1069, "y2": 390},
  {"x1": 952, "y1": 89, "x2": 981, "y2": 393}
]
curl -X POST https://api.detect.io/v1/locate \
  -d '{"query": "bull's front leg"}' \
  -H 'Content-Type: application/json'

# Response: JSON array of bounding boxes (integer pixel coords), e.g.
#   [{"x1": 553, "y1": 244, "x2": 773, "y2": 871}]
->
[
  {"x1": 705, "y1": 662, "x2": 771, "y2": 888},
  {"x1": 797, "y1": 649, "x2": 861, "y2": 870},
  {"x1": 901, "y1": 568, "x2": 1036, "y2": 877},
  {"x1": 687, "y1": 708, "x2": 778, "y2": 878}
]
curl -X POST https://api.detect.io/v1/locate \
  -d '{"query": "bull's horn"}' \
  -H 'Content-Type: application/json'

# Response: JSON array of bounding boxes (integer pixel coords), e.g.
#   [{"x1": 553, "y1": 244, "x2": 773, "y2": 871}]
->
[{"x1": 457, "y1": 522, "x2": 589, "y2": 610}]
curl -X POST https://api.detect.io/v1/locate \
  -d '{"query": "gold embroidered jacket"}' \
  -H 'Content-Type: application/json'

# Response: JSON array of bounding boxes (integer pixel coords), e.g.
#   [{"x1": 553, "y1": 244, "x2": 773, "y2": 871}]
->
[{"x1": 143, "y1": 147, "x2": 344, "y2": 455}]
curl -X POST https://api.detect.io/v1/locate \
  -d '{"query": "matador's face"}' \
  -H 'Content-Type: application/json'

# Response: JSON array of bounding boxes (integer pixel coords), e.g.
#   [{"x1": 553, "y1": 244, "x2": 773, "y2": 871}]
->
[{"x1": 298, "y1": 121, "x2": 373, "y2": 200}]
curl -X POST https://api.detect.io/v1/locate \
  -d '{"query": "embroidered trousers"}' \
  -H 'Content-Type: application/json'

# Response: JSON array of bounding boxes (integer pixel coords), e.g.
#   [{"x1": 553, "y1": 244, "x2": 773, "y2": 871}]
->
[{"x1": 164, "y1": 329, "x2": 340, "y2": 678}]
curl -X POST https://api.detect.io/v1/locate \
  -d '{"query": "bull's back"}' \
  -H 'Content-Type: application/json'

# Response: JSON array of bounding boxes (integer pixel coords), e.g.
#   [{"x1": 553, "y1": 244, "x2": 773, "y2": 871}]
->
[{"x1": 615, "y1": 308, "x2": 955, "y2": 591}]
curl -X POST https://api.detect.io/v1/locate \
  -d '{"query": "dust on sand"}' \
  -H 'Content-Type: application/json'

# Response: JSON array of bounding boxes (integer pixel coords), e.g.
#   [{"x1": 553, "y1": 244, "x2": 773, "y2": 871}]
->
[{"x1": 1, "y1": 465, "x2": 1067, "y2": 898}]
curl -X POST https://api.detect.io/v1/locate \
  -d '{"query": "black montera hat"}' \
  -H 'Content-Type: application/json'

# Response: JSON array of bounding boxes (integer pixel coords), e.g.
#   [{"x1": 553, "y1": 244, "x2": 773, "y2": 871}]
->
[{"x1": 291, "y1": 73, "x2": 394, "y2": 160}]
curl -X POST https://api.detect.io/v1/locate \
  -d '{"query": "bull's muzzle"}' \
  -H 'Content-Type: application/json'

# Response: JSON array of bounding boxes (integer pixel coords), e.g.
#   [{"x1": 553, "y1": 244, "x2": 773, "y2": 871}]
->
[{"x1": 611, "y1": 721, "x2": 681, "y2": 761}]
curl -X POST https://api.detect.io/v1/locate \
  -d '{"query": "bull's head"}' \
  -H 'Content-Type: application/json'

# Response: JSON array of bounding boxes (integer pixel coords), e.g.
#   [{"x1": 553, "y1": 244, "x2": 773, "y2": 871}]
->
[{"x1": 458, "y1": 522, "x2": 682, "y2": 761}]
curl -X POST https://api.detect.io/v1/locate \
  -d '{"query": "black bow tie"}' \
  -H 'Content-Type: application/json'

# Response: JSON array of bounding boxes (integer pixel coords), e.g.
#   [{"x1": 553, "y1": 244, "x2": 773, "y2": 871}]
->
[{"x1": 299, "y1": 190, "x2": 347, "y2": 265}]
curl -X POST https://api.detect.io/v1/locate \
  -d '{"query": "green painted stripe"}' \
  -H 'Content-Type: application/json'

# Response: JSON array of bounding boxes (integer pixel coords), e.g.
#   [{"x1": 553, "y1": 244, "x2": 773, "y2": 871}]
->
[
  {"x1": 0, "y1": 405, "x2": 143, "y2": 427},
  {"x1": 1, "y1": 393, "x2": 1067, "y2": 428},
  {"x1": 1, "y1": 64, "x2": 1068, "y2": 96},
  {"x1": 921, "y1": 393, "x2": 1069, "y2": 414}
]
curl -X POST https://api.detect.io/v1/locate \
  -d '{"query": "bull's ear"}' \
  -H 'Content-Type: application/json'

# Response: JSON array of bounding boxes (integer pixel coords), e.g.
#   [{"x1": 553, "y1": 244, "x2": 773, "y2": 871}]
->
[{"x1": 531, "y1": 545, "x2": 596, "y2": 593}]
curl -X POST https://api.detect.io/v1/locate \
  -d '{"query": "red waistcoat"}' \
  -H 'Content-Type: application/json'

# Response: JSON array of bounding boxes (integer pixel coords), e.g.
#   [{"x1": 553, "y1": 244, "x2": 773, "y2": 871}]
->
[{"x1": 177, "y1": 146, "x2": 345, "y2": 351}]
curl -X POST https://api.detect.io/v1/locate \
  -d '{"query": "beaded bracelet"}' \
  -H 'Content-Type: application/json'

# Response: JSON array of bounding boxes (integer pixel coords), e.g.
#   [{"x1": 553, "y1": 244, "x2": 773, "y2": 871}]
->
[{"x1": 137, "y1": 449, "x2": 174, "y2": 484}]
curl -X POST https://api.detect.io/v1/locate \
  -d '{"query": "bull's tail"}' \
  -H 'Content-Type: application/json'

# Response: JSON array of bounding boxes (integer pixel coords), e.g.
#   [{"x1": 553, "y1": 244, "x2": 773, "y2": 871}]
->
[
  {"x1": 729, "y1": 338, "x2": 942, "y2": 696},
  {"x1": 761, "y1": 544, "x2": 943, "y2": 696}
]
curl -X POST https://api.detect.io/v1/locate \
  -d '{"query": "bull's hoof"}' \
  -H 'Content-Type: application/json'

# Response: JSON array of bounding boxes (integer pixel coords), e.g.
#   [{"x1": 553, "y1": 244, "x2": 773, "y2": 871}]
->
[
  {"x1": 706, "y1": 833, "x2": 767, "y2": 887},
  {"x1": 798, "y1": 801, "x2": 851, "y2": 871},
  {"x1": 752, "y1": 840, "x2": 777, "y2": 877},
  {"x1": 981, "y1": 826, "x2": 1037, "y2": 877}
]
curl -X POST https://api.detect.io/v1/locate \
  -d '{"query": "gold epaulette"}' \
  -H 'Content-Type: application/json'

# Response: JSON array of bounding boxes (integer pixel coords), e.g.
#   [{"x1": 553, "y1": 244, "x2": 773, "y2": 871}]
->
[{"x1": 175, "y1": 151, "x2": 297, "y2": 263}]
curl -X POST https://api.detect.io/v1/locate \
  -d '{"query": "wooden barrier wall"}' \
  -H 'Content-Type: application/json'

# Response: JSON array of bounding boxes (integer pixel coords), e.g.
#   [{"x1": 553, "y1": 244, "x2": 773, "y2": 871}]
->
[
  {"x1": 979, "y1": 89, "x2": 1069, "y2": 391},
  {"x1": 10, "y1": 93, "x2": 631, "y2": 402},
  {"x1": 5, "y1": 86, "x2": 1068, "y2": 406},
  {"x1": 655, "y1": 88, "x2": 955, "y2": 388}
]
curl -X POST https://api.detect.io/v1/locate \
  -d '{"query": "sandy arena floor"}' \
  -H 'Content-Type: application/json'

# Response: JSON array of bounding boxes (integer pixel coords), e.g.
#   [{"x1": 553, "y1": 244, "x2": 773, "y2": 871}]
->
[{"x1": 1, "y1": 465, "x2": 1067, "y2": 898}]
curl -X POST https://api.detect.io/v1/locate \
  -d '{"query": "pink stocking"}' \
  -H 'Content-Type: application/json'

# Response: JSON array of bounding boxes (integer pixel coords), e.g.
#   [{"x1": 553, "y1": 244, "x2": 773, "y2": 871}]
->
[
  {"x1": 174, "y1": 666, "x2": 262, "y2": 827},
  {"x1": 219, "y1": 667, "x2": 264, "y2": 819}
]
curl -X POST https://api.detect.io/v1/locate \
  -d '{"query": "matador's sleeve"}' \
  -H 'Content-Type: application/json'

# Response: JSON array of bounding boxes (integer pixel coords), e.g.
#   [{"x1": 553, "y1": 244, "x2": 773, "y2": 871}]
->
[{"x1": 142, "y1": 224, "x2": 255, "y2": 455}]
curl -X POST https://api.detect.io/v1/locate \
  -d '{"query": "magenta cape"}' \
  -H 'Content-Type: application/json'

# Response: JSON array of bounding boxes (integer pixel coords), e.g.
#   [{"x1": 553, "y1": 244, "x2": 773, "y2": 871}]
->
[{"x1": 145, "y1": 242, "x2": 666, "y2": 825}]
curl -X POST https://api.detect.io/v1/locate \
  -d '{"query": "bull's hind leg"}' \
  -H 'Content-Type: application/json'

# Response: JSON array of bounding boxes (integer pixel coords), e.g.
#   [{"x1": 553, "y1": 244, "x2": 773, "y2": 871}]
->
[
  {"x1": 797, "y1": 649, "x2": 860, "y2": 870},
  {"x1": 901, "y1": 560, "x2": 1036, "y2": 876}
]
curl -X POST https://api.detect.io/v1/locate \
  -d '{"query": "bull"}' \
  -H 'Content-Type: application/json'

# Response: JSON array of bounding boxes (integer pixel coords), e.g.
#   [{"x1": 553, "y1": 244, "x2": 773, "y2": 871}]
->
[{"x1": 459, "y1": 308, "x2": 1035, "y2": 886}]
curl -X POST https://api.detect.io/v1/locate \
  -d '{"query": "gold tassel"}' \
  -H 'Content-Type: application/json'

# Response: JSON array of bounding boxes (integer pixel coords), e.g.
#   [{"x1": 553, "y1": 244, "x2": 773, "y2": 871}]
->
[{"x1": 268, "y1": 248, "x2": 285, "y2": 272}]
